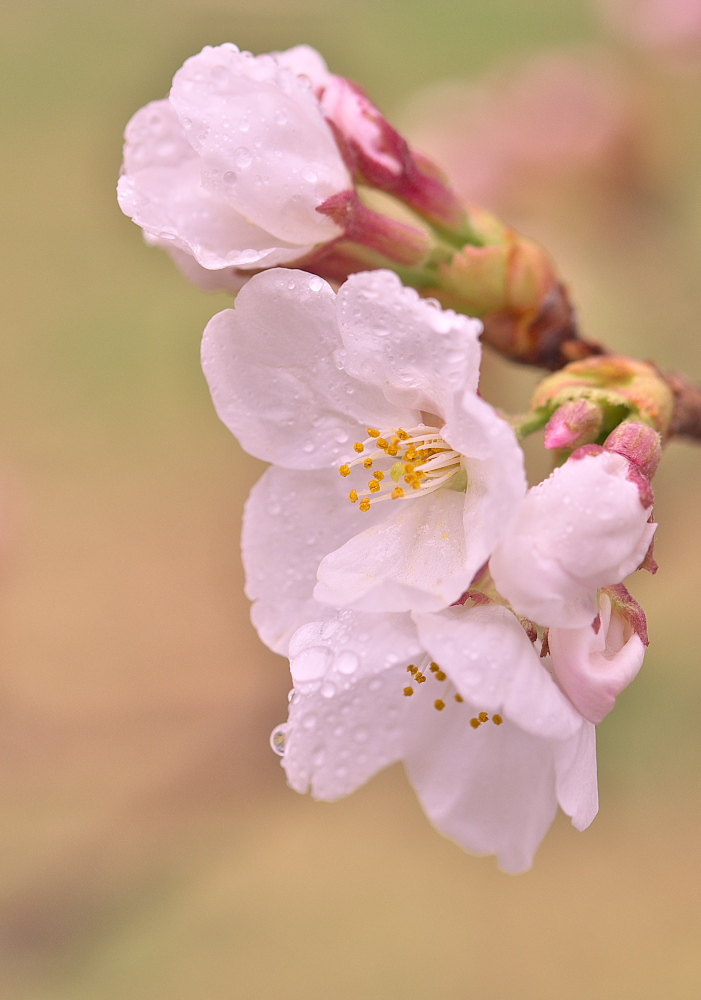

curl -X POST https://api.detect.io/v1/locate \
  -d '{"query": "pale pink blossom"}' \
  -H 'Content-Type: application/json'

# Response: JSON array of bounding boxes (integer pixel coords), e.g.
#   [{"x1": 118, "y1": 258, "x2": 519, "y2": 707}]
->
[
  {"x1": 278, "y1": 602, "x2": 597, "y2": 873},
  {"x1": 118, "y1": 44, "x2": 352, "y2": 289},
  {"x1": 202, "y1": 268, "x2": 525, "y2": 653},
  {"x1": 489, "y1": 448, "x2": 656, "y2": 630},
  {"x1": 600, "y1": 0, "x2": 701, "y2": 65}
]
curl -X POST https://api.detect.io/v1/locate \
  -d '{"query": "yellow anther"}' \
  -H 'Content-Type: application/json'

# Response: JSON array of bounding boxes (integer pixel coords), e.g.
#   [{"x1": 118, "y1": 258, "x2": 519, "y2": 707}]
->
[
  {"x1": 373, "y1": 470, "x2": 385, "y2": 481},
  {"x1": 416, "y1": 673, "x2": 427, "y2": 684},
  {"x1": 367, "y1": 428, "x2": 380, "y2": 437},
  {"x1": 404, "y1": 463, "x2": 415, "y2": 473},
  {"x1": 404, "y1": 687, "x2": 414, "y2": 697},
  {"x1": 349, "y1": 489, "x2": 358, "y2": 503},
  {"x1": 363, "y1": 458, "x2": 373, "y2": 469},
  {"x1": 429, "y1": 664, "x2": 439, "y2": 673},
  {"x1": 493, "y1": 714, "x2": 504, "y2": 726},
  {"x1": 434, "y1": 699, "x2": 446, "y2": 711},
  {"x1": 397, "y1": 429, "x2": 409, "y2": 440},
  {"x1": 387, "y1": 445, "x2": 399, "y2": 456},
  {"x1": 359, "y1": 498, "x2": 371, "y2": 512},
  {"x1": 411, "y1": 480, "x2": 422, "y2": 490},
  {"x1": 407, "y1": 664, "x2": 417, "y2": 674},
  {"x1": 391, "y1": 487, "x2": 405, "y2": 499},
  {"x1": 478, "y1": 712, "x2": 489, "y2": 723},
  {"x1": 454, "y1": 693, "x2": 464, "y2": 703},
  {"x1": 470, "y1": 718, "x2": 481, "y2": 729},
  {"x1": 436, "y1": 671, "x2": 447, "y2": 682},
  {"x1": 354, "y1": 442, "x2": 365, "y2": 453},
  {"x1": 377, "y1": 438, "x2": 389, "y2": 450},
  {"x1": 339, "y1": 464, "x2": 351, "y2": 477},
  {"x1": 369, "y1": 481, "x2": 381, "y2": 493},
  {"x1": 405, "y1": 447, "x2": 417, "y2": 461}
]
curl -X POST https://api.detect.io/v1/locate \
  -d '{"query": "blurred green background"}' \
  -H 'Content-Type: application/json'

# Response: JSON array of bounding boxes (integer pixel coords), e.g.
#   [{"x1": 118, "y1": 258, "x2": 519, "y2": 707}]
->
[{"x1": 1, "y1": 0, "x2": 700, "y2": 996}]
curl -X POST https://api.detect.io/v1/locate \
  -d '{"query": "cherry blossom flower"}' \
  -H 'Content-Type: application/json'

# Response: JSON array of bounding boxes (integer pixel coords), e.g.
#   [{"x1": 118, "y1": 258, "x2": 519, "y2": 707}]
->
[
  {"x1": 202, "y1": 267, "x2": 526, "y2": 654},
  {"x1": 275, "y1": 602, "x2": 597, "y2": 874},
  {"x1": 118, "y1": 43, "x2": 353, "y2": 290},
  {"x1": 489, "y1": 448, "x2": 656, "y2": 630}
]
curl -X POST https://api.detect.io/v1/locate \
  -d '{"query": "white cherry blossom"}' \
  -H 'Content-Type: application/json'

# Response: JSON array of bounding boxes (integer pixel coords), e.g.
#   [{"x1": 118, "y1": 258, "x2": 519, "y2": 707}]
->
[
  {"x1": 202, "y1": 267, "x2": 526, "y2": 652},
  {"x1": 489, "y1": 448, "x2": 656, "y2": 629},
  {"x1": 279, "y1": 602, "x2": 597, "y2": 874},
  {"x1": 117, "y1": 44, "x2": 352, "y2": 287}
]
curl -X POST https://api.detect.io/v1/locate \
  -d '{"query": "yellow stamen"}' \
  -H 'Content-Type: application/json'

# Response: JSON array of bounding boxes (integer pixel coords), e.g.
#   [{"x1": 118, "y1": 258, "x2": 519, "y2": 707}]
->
[
  {"x1": 454, "y1": 694, "x2": 464, "y2": 703},
  {"x1": 349, "y1": 489, "x2": 358, "y2": 503},
  {"x1": 493, "y1": 714, "x2": 504, "y2": 726},
  {"x1": 434, "y1": 699, "x2": 446, "y2": 711},
  {"x1": 359, "y1": 498, "x2": 371, "y2": 512},
  {"x1": 404, "y1": 687, "x2": 414, "y2": 697},
  {"x1": 369, "y1": 481, "x2": 381, "y2": 493},
  {"x1": 354, "y1": 442, "x2": 365, "y2": 453},
  {"x1": 397, "y1": 429, "x2": 409, "y2": 440},
  {"x1": 376, "y1": 438, "x2": 389, "y2": 450},
  {"x1": 373, "y1": 470, "x2": 385, "y2": 481},
  {"x1": 391, "y1": 487, "x2": 405, "y2": 499},
  {"x1": 339, "y1": 464, "x2": 351, "y2": 477},
  {"x1": 363, "y1": 458, "x2": 373, "y2": 469},
  {"x1": 470, "y1": 718, "x2": 481, "y2": 729},
  {"x1": 436, "y1": 671, "x2": 447, "y2": 682},
  {"x1": 387, "y1": 445, "x2": 399, "y2": 456},
  {"x1": 367, "y1": 428, "x2": 380, "y2": 438},
  {"x1": 478, "y1": 712, "x2": 489, "y2": 723}
]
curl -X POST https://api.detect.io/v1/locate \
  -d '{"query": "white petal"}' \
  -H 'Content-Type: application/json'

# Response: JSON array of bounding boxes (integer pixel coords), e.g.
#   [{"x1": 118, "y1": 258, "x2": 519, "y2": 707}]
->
[
  {"x1": 283, "y1": 611, "x2": 421, "y2": 799},
  {"x1": 443, "y1": 393, "x2": 527, "y2": 574},
  {"x1": 554, "y1": 720, "x2": 598, "y2": 832},
  {"x1": 170, "y1": 44, "x2": 351, "y2": 247},
  {"x1": 548, "y1": 594, "x2": 646, "y2": 723},
  {"x1": 118, "y1": 101, "x2": 310, "y2": 270},
  {"x1": 315, "y1": 488, "x2": 474, "y2": 612},
  {"x1": 337, "y1": 271, "x2": 483, "y2": 417},
  {"x1": 243, "y1": 467, "x2": 388, "y2": 654},
  {"x1": 402, "y1": 691, "x2": 559, "y2": 873},
  {"x1": 148, "y1": 240, "x2": 248, "y2": 293},
  {"x1": 283, "y1": 666, "x2": 406, "y2": 800},
  {"x1": 490, "y1": 450, "x2": 656, "y2": 628},
  {"x1": 202, "y1": 269, "x2": 414, "y2": 469},
  {"x1": 414, "y1": 604, "x2": 582, "y2": 740}
]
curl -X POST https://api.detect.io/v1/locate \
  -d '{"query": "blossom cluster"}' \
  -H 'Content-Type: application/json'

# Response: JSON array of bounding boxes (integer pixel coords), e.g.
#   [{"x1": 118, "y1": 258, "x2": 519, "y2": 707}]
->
[{"x1": 119, "y1": 43, "x2": 668, "y2": 872}]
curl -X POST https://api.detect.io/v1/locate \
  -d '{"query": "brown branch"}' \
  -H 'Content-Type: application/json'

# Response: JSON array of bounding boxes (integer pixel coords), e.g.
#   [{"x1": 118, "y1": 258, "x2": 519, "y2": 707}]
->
[{"x1": 665, "y1": 372, "x2": 701, "y2": 442}]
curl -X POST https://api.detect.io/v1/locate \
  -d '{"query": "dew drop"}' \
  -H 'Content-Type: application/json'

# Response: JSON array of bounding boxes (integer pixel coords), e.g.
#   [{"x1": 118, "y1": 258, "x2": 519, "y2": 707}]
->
[
  {"x1": 275, "y1": 109, "x2": 288, "y2": 125},
  {"x1": 335, "y1": 650, "x2": 359, "y2": 675},
  {"x1": 332, "y1": 429, "x2": 349, "y2": 444},
  {"x1": 302, "y1": 165, "x2": 318, "y2": 183},
  {"x1": 269, "y1": 724, "x2": 287, "y2": 756},
  {"x1": 234, "y1": 146, "x2": 253, "y2": 169},
  {"x1": 288, "y1": 688, "x2": 297, "y2": 703},
  {"x1": 223, "y1": 171, "x2": 237, "y2": 185},
  {"x1": 302, "y1": 441, "x2": 314, "y2": 453},
  {"x1": 320, "y1": 681, "x2": 336, "y2": 699},
  {"x1": 308, "y1": 275, "x2": 324, "y2": 292}
]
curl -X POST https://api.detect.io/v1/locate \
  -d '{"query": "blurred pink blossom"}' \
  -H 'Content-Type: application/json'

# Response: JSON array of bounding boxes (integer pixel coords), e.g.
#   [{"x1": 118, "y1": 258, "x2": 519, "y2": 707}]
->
[{"x1": 600, "y1": 0, "x2": 701, "y2": 65}]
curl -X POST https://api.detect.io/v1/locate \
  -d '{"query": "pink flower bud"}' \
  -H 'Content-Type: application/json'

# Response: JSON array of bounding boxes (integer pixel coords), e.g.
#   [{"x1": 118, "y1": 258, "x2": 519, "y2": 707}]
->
[
  {"x1": 544, "y1": 398, "x2": 603, "y2": 451},
  {"x1": 604, "y1": 421, "x2": 662, "y2": 479}
]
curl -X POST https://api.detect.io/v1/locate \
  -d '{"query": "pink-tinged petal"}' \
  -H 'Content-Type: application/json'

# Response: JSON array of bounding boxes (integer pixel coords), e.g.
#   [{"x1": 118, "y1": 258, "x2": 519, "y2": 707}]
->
[
  {"x1": 548, "y1": 594, "x2": 646, "y2": 724},
  {"x1": 314, "y1": 488, "x2": 474, "y2": 612},
  {"x1": 243, "y1": 467, "x2": 388, "y2": 654},
  {"x1": 148, "y1": 240, "x2": 247, "y2": 293},
  {"x1": 402, "y1": 692, "x2": 559, "y2": 873},
  {"x1": 490, "y1": 450, "x2": 656, "y2": 628},
  {"x1": 170, "y1": 44, "x2": 351, "y2": 247},
  {"x1": 118, "y1": 102, "x2": 311, "y2": 270},
  {"x1": 202, "y1": 269, "x2": 414, "y2": 469},
  {"x1": 554, "y1": 720, "x2": 598, "y2": 831},
  {"x1": 283, "y1": 611, "x2": 421, "y2": 798},
  {"x1": 414, "y1": 604, "x2": 582, "y2": 740},
  {"x1": 444, "y1": 393, "x2": 527, "y2": 569},
  {"x1": 273, "y1": 45, "x2": 332, "y2": 90},
  {"x1": 336, "y1": 270, "x2": 482, "y2": 417},
  {"x1": 283, "y1": 665, "x2": 406, "y2": 800}
]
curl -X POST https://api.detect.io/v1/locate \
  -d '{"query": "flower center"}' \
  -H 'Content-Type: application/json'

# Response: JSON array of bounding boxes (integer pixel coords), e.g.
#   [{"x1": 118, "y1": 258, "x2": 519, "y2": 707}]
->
[
  {"x1": 402, "y1": 655, "x2": 503, "y2": 726},
  {"x1": 339, "y1": 424, "x2": 465, "y2": 512}
]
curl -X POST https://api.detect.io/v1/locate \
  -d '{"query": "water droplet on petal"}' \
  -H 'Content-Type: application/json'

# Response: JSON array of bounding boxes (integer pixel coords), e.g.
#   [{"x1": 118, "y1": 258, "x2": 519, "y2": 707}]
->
[
  {"x1": 270, "y1": 724, "x2": 287, "y2": 756},
  {"x1": 234, "y1": 146, "x2": 253, "y2": 169},
  {"x1": 287, "y1": 688, "x2": 296, "y2": 703},
  {"x1": 309, "y1": 275, "x2": 324, "y2": 292},
  {"x1": 223, "y1": 171, "x2": 237, "y2": 185},
  {"x1": 321, "y1": 681, "x2": 336, "y2": 699},
  {"x1": 335, "y1": 650, "x2": 359, "y2": 675}
]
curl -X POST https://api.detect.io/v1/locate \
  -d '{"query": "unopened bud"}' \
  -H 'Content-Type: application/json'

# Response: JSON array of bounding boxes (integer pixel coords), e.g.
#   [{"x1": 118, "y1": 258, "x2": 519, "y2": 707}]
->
[
  {"x1": 532, "y1": 355, "x2": 675, "y2": 437},
  {"x1": 604, "y1": 421, "x2": 662, "y2": 479},
  {"x1": 544, "y1": 398, "x2": 603, "y2": 451}
]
